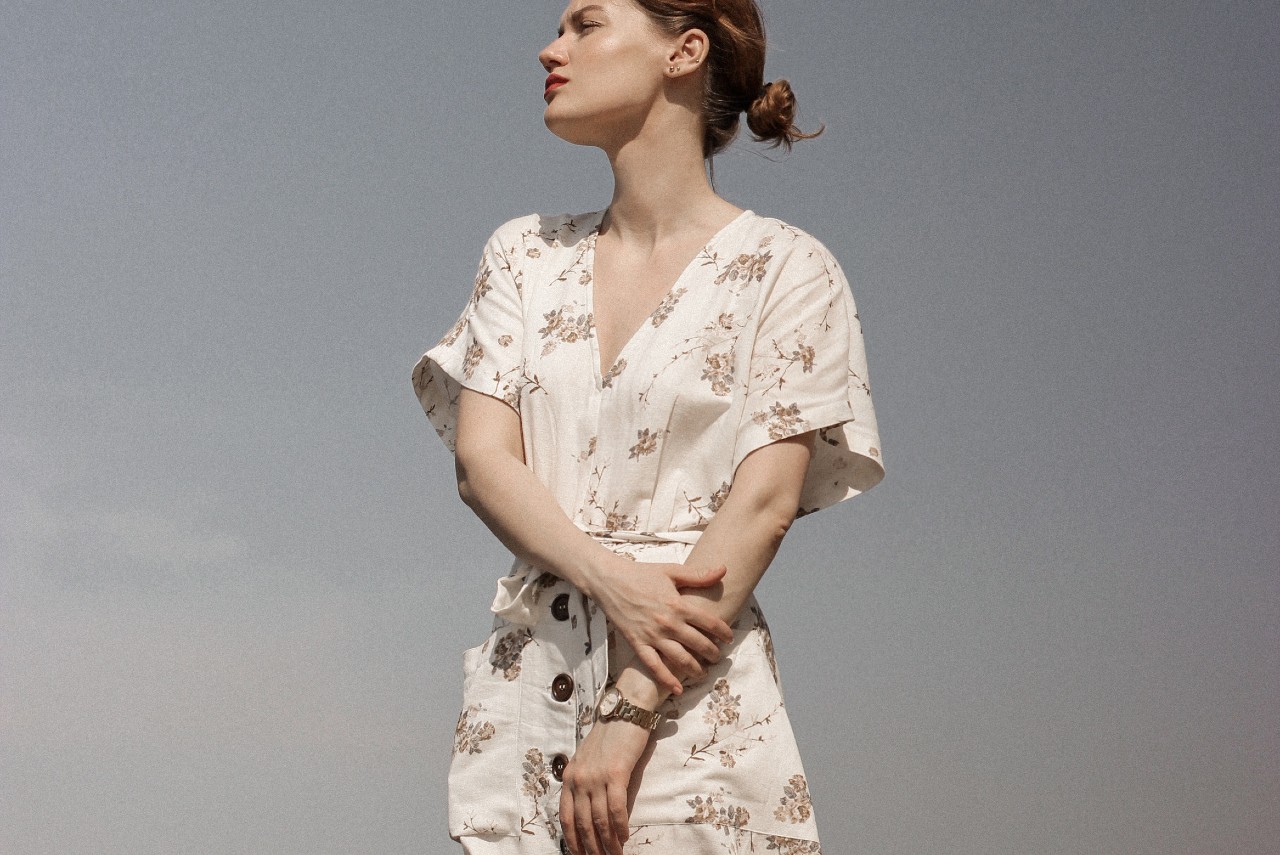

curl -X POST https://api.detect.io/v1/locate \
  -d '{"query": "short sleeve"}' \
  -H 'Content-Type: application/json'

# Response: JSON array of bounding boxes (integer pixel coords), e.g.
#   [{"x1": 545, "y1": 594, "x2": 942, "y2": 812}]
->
[
  {"x1": 412, "y1": 227, "x2": 526, "y2": 451},
  {"x1": 733, "y1": 235, "x2": 885, "y2": 515}
]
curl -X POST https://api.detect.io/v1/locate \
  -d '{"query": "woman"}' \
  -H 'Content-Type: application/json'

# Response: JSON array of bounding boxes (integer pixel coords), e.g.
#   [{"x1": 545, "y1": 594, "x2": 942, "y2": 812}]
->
[{"x1": 413, "y1": 2, "x2": 884, "y2": 853}]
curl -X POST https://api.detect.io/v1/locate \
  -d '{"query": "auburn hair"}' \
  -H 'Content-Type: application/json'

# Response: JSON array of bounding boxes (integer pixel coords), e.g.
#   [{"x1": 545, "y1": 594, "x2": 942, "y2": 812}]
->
[{"x1": 631, "y1": 0, "x2": 822, "y2": 157}]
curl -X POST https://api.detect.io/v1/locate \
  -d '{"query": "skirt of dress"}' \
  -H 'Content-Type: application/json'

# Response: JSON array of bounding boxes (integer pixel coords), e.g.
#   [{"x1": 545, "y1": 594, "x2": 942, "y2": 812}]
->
[
  {"x1": 448, "y1": 547, "x2": 823, "y2": 855},
  {"x1": 459, "y1": 824, "x2": 822, "y2": 854}
]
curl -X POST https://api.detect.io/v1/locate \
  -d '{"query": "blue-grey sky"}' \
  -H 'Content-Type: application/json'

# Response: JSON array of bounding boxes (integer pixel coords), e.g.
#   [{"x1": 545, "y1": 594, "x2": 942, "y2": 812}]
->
[{"x1": 2, "y1": 1, "x2": 1277, "y2": 853}]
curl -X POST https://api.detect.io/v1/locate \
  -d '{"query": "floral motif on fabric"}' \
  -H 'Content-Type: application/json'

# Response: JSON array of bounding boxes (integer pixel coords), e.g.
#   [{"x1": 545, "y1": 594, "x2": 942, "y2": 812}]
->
[
  {"x1": 471, "y1": 264, "x2": 494, "y2": 303},
  {"x1": 751, "y1": 332, "x2": 820, "y2": 395},
  {"x1": 628, "y1": 428, "x2": 664, "y2": 460},
  {"x1": 519, "y1": 748, "x2": 559, "y2": 840},
  {"x1": 751, "y1": 604, "x2": 782, "y2": 688},
  {"x1": 766, "y1": 837, "x2": 823, "y2": 854},
  {"x1": 527, "y1": 572, "x2": 559, "y2": 605},
  {"x1": 604, "y1": 504, "x2": 639, "y2": 532},
  {"x1": 439, "y1": 313, "x2": 469, "y2": 350},
  {"x1": 538, "y1": 305, "x2": 594, "y2": 355},
  {"x1": 622, "y1": 826, "x2": 820, "y2": 853},
  {"x1": 684, "y1": 677, "x2": 780, "y2": 769},
  {"x1": 521, "y1": 748, "x2": 551, "y2": 801},
  {"x1": 703, "y1": 678, "x2": 742, "y2": 727},
  {"x1": 682, "y1": 481, "x2": 733, "y2": 524},
  {"x1": 650, "y1": 286, "x2": 688, "y2": 326},
  {"x1": 453, "y1": 704, "x2": 496, "y2": 756},
  {"x1": 579, "y1": 465, "x2": 639, "y2": 531},
  {"x1": 701, "y1": 350, "x2": 735, "y2": 396},
  {"x1": 489, "y1": 629, "x2": 533, "y2": 681},
  {"x1": 714, "y1": 247, "x2": 773, "y2": 286},
  {"x1": 685, "y1": 789, "x2": 751, "y2": 835},
  {"x1": 708, "y1": 481, "x2": 732, "y2": 512},
  {"x1": 774, "y1": 774, "x2": 814, "y2": 824},
  {"x1": 575, "y1": 701, "x2": 594, "y2": 743},
  {"x1": 601, "y1": 358, "x2": 627, "y2": 388},
  {"x1": 636, "y1": 310, "x2": 746, "y2": 406},
  {"x1": 751, "y1": 402, "x2": 809, "y2": 440},
  {"x1": 462, "y1": 341, "x2": 484, "y2": 380}
]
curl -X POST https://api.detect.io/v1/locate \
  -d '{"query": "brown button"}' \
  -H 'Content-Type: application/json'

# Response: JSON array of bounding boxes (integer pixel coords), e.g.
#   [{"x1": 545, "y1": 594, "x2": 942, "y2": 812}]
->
[
  {"x1": 551, "y1": 673, "x2": 574, "y2": 702},
  {"x1": 551, "y1": 593, "x2": 571, "y2": 621},
  {"x1": 551, "y1": 753, "x2": 568, "y2": 781}
]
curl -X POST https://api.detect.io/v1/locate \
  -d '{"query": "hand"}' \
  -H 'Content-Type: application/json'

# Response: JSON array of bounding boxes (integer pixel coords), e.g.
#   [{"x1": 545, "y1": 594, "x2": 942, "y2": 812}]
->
[
  {"x1": 586, "y1": 559, "x2": 735, "y2": 695},
  {"x1": 560, "y1": 718, "x2": 650, "y2": 855}
]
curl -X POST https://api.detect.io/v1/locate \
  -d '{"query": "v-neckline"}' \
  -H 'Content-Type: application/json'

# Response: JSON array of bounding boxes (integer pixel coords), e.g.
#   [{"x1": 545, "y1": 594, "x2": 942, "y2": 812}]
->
[{"x1": 585, "y1": 208, "x2": 753, "y2": 387}]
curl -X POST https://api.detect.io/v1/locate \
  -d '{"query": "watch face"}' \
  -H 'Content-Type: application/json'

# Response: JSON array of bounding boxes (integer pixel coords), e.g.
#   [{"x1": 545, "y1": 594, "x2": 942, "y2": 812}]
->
[{"x1": 597, "y1": 687, "x2": 623, "y2": 718}]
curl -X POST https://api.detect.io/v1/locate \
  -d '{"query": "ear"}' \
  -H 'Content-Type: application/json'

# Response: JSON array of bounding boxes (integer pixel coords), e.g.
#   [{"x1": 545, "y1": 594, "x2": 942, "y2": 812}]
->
[{"x1": 666, "y1": 28, "x2": 709, "y2": 76}]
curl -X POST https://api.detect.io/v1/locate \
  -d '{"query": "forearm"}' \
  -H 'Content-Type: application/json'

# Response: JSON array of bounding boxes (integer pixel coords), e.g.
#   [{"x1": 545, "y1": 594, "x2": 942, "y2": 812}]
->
[
  {"x1": 612, "y1": 503, "x2": 790, "y2": 708},
  {"x1": 614, "y1": 435, "x2": 812, "y2": 709},
  {"x1": 454, "y1": 389, "x2": 625, "y2": 598},
  {"x1": 457, "y1": 447, "x2": 626, "y2": 599}
]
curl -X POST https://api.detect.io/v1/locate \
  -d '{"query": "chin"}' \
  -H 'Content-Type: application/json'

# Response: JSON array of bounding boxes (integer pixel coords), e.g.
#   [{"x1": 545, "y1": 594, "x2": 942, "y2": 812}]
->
[{"x1": 543, "y1": 110, "x2": 605, "y2": 148}]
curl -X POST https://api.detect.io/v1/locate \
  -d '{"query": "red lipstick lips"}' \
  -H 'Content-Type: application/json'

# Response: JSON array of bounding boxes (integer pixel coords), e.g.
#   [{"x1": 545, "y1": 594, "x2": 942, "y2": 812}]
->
[{"x1": 544, "y1": 74, "x2": 568, "y2": 96}]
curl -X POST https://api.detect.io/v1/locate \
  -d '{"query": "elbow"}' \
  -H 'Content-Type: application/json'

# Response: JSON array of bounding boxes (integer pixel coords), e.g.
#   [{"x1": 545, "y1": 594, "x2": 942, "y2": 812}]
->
[
  {"x1": 752, "y1": 501, "x2": 796, "y2": 550},
  {"x1": 457, "y1": 475, "x2": 477, "y2": 509},
  {"x1": 767, "y1": 508, "x2": 795, "y2": 547},
  {"x1": 454, "y1": 454, "x2": 480, "y2": 509},
  {"x1": 732, "y1": 483, "x2": 800, "y2": 549}
]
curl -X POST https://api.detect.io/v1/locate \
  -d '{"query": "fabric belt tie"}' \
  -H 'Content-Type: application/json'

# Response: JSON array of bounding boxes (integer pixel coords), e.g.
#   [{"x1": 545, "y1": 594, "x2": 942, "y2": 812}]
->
[{"x1": 490, "y1": 528, "x2": 704, "y2": 627}]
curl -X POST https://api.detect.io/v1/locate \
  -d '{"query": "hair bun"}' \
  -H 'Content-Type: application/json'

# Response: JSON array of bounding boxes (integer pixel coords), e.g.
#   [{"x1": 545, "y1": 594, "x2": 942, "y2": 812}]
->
[{"x1": 746, "y1": 79, "x2": 823, "y2": 151}]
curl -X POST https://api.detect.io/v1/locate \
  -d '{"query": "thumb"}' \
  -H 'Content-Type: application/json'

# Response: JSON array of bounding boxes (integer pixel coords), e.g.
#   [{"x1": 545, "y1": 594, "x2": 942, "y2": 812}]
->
[{"x1": 668, "y1": 564, "x2": 727, "y2": 588}]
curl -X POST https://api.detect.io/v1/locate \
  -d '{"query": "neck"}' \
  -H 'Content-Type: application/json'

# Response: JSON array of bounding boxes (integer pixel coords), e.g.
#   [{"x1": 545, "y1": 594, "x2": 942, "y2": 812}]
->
[{"x1": 600, "y1": 119, "x2": 728, "y2": 243}]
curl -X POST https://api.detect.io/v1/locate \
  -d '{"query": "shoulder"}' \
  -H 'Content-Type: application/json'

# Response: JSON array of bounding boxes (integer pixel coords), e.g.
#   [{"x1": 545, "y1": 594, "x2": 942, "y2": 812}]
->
[
  {"x1": 742, "y1": 213, "x2": 841, "y2": 265},
  {"x1": 485, "y1": 210, "x2": 604, "y2": 253},
  {"x1": 734, "y1": 213, "x2": 849, "y2": 294}
]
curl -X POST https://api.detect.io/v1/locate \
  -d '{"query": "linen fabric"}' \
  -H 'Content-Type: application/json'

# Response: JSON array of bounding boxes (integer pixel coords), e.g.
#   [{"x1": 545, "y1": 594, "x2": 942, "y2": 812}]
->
[{"x1": 413, "y1": 210, "x2": 883, "y2": 854}]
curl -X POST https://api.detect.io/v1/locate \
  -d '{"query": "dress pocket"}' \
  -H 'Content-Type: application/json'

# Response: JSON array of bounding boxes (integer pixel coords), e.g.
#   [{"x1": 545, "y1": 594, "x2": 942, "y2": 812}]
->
[
  {"x1": 448, "y1": 627, "x2": 526, "y2": 839},
  {"x1": 460, "y1": 637, "x2": 487, "y2": 692}
]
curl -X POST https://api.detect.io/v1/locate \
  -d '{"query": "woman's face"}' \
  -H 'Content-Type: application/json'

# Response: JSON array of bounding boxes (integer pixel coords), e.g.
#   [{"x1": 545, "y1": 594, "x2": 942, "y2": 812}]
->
[{"x1": 539, "y1": 1, "x2": 673, "y2": 147}]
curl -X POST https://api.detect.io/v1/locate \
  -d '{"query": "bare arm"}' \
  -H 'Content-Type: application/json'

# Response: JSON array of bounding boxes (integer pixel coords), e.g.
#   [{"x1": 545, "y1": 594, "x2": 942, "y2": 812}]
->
[
  {"x1": 560, "y1": 431, "x2": 815, "y2": 855},
  {"x1": 453, "y1": 387, "x2": 735, "y2": 692},
  {"x1": 610, "y1": 432, "x2": 814, "y2": 709}
]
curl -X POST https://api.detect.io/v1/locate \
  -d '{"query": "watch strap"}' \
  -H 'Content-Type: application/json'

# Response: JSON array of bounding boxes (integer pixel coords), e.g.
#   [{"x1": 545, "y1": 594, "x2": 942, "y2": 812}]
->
[{"x1": 615, "y1": 697, "x2": 663, "y2": 731}]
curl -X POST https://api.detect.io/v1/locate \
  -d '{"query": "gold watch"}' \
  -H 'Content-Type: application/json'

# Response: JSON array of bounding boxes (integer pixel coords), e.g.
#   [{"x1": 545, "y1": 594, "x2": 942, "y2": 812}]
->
[{"x1": 595, "y1": 685, "x2": 664, "y2": 732}]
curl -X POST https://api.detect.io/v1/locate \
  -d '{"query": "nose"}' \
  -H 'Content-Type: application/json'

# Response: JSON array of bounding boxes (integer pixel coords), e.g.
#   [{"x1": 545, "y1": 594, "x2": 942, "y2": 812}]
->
[{"x1": 539, "y1": 36, "x2": 567, "y2": 72}]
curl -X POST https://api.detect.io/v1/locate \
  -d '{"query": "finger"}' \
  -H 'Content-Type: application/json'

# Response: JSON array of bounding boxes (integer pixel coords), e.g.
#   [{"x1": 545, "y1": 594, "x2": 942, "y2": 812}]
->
[
  {"x1": 636, "y1": 645, "x2": 684, "y2": 696},
  {"x1": 561, "y1": 786, "x2": 579, "y2": 855},
  {"x1": 607, "y1": 780, "x2": 631, "y2": 848},
  {"x1": 591, "y1": 787, "x2": 621, "y2": 855},
  {"x1": 658, "y1": 639, "x2": 706, "y2": 683},
  {"x1": 576, "y1": 789, "x2": 600, "y2": 855},
  {"x1": 675, "y1": 624, "x2": 723, "y2": 664},
  {"x1": 688, "y1": 613, "x2": 735, "y2": 647},
  {"x1": 667, "y1": 563, "x2": 726, "y2": 589}
]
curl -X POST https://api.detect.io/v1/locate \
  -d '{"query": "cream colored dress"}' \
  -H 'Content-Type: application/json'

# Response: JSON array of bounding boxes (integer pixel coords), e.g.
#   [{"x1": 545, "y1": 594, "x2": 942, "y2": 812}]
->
[{"x1": 413, "y1": 209, "x2": 883, "y2": 855}]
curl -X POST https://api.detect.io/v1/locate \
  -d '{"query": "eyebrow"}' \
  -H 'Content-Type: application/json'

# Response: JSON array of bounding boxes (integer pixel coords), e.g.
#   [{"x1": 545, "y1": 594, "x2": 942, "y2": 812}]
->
[{"x1": 558, "y1": 4, "x2": 608, "y2": 36}]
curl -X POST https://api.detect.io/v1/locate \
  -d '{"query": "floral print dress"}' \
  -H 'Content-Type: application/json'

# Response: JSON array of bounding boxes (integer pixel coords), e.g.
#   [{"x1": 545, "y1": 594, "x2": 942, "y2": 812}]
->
[{"x1": 413, "y1": 209, "x2": 884, "y2": 855}]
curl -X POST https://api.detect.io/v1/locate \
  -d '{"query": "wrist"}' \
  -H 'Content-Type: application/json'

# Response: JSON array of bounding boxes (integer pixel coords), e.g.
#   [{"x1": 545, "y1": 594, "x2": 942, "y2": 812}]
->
[
  {"x1": 570, "y1": 548, "x2": 626, "y2": 603},
  {"x1": 614, "y1": 664, "x2": 668, "y2": 710}
]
